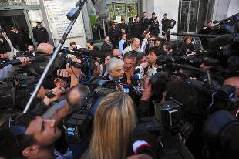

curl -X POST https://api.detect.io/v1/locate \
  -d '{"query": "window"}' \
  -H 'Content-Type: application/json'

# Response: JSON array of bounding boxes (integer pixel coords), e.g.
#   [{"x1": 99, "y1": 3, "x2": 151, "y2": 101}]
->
[{"x1": 178, "y1": 0, "x2": 200, "y2": 33}]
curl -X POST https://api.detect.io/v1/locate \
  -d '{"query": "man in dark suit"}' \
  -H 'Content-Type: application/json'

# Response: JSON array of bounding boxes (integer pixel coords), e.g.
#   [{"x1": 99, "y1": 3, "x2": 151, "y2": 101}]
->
[
  {"x1": 141, "y1": 12, "x2": 150, "y2": 33},
  {"x1": 149, "y1": 12, "x2": 160, "y2": 36},
  {"x1": 161, "y1": 13, "x2": 172, "y2": 41},
  {"x1": 101, "y1": 36, "x2": 113, "y2": 54},
  {"x1": 132, "y1": 16, "x2": 142, "y2": 39},
  {"x1": 32, "y1": 22, "x2": 49, "y2": 45},
  {"x1": 109, "y1": 22, "x2": 121, "y2": 48}
]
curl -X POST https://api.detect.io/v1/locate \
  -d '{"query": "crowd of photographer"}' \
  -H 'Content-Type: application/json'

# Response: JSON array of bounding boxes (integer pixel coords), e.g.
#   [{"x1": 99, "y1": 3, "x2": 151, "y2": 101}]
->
[{"x1": 0, "y1": 11, "x2": 239, "y2": 159}]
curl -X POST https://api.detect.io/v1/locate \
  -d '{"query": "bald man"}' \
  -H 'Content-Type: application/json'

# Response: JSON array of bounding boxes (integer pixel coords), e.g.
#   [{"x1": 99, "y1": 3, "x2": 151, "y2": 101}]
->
[
  {"x1": 37, "y1": 43, "x2": 53, "y2": 55},
  {"x1": 27, "y1": 43, "x2": 64, "y2": 78}
]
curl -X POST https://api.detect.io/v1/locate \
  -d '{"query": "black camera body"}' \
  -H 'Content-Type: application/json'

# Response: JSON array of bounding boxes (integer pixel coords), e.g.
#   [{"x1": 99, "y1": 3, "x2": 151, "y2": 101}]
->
[
  {"x1": 159, "y1": 78, "x2": 238, "y2": 134},
  {"x1": 63, "y1": 48, "x2": 94, "y2": 81},
  {"x1": 66, "y1": 58, "x2": 82, "y2": 69},
  {"x1": 65, "y1": 48, "x2": 91, "y2": 68}
]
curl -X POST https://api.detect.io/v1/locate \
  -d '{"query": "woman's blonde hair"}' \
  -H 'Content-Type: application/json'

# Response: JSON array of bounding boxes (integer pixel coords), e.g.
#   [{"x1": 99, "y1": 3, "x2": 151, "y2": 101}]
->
[{"x1": 89, "y1": 92, "x2": 136, "y2": 159}]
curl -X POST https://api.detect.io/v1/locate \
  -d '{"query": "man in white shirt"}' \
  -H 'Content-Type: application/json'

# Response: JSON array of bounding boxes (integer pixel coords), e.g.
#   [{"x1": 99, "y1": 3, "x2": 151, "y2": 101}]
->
[
  {"x1": 119, "y1": 33, "x2": 127, "y2": 54},
  {"x1": 123, "y1": 38, "x2": 143, "y2": 55}
]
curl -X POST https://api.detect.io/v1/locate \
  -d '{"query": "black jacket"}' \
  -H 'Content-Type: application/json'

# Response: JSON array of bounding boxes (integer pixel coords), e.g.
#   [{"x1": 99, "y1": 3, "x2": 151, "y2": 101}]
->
[
  {"x1": 141, "y1": 18, "x2": 150, "y2": 32},
  {"x1": 32, "y1": 27, "x2": 49, "y2": 43},
  {"x1": 8, "y1": 31, "x2": 25, "y2": 51},
  {"x1": 118, "y1": 22, "x2": 129, "y2": 33},
  {"x1": 132, "y1": 22, "x2": 142, "y2": 38},
  {"x1": 109, "y1": 27, "x2": 121, "y2": 47},
  {"x1": 101, "y1": 42, "x2": 113, "y2": 54},
  {"x1": 150, "y1": 18, "x2": 160, "y2": 36},
  {"x1": 161, "y1": 18, "x2": 172, "y2": 32},
  {"x1": 179, "y1": 43, "x2": 195, "y2": 55}
]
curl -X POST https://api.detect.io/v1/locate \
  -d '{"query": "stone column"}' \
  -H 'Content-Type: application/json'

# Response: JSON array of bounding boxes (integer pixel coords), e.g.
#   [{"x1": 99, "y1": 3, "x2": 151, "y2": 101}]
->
[
  {"x1": 227, "y1": 0, "x2": 239, "y2": 17},
  {"x1": 212, "y1": 0, "x2": 231, "y2": 20}
]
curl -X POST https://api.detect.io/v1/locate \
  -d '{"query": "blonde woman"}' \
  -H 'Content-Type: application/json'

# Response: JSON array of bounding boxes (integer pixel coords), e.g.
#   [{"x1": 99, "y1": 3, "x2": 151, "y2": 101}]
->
[
  {"x1": 89, "y1": 92, "x2": 135, "y2": 159},
  {"x1": 89, "y1": 92, "x2": 155, "y2": 159}
]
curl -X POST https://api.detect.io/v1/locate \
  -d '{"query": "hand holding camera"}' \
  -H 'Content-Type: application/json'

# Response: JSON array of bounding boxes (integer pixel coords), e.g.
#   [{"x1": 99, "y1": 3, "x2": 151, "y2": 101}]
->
[{"x1": 16, "y1": 57, "x2": 31, "y2": 66}]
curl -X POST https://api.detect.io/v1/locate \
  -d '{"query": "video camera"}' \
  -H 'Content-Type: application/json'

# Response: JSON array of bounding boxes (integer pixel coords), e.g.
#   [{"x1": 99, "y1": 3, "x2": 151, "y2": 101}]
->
[
  {"x1": 62, "y1": 47, "x2": 94, "y2": 81},
  {"x1": 159, "y1": 78, "x2": 238, "y2": 135},
  {"x1": 63, "y1": 48, "x2": 91, "y2": 68},
  {"x1": 155, "y1": 54, "x2": 220, "y2": 79},
  {"x1": 214, "y1": 13, "x2": 239, "y2": 33}
]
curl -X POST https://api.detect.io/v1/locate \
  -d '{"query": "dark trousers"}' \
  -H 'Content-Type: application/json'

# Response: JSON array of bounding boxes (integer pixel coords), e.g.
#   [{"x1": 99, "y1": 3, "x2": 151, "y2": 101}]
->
[
  {"x1": 68, "y1": 138, "x2": 89, "y2": 159},
  {"x1": 162, "y1": 31, "x2": 170, "y2": 42}
]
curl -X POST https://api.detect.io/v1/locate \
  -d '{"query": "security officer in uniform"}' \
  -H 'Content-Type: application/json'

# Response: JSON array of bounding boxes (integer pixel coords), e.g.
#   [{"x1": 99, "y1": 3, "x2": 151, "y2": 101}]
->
[
  {"x1": 150, "y1": 12, "x2": 160, "y2": 36},
  {"x1": 162, "y1": 13, "x2": 176, "y2": 41},
  {"x1": 141, "y1": 12, "x2": 150, "y2": 34}
]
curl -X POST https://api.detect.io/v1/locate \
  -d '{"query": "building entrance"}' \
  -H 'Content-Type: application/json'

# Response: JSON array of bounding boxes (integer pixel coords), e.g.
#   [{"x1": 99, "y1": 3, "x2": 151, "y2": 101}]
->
[{"x1": 0, "y1": 9, "x2": 32, "y2": 45}]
